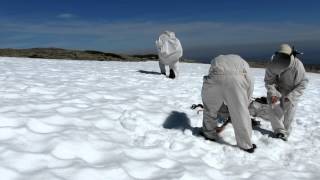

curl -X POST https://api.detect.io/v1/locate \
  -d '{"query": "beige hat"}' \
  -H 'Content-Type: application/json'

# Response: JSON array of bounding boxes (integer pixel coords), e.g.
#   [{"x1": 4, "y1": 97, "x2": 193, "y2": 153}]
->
[{"x1": 277, "y1": 44, "x2": 292, "y2": 56}]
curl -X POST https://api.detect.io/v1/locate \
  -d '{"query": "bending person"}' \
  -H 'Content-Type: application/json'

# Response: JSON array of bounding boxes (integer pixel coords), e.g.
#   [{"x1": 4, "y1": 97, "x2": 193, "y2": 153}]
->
[
  {"x1": 201, "y1": 54, "x2": 256, "y2": 153},
  {"x1": 265, "y1": 44, "x2": 308, "y2": 141},
  {"x1": 155, "y1": 31, "x2": 183, "y2": 79}
]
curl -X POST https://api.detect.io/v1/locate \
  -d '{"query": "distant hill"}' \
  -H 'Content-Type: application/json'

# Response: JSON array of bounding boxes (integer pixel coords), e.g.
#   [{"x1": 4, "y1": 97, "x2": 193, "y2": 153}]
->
[
  {"x1": 0, "y1": 48, "x2": 319, "y2": 73},
  {"x1": 247, "y1": 61, "x2": 320, "y2": 73},
  {"x1": 0, "y1": 48, "x2": 158, "y2": 61}
]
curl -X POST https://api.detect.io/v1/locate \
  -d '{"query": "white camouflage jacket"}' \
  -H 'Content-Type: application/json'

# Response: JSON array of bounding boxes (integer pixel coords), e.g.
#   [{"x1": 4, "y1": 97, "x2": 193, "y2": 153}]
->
[{"x1": 264, "y1": 56, "x2": 308, "y2": 104}]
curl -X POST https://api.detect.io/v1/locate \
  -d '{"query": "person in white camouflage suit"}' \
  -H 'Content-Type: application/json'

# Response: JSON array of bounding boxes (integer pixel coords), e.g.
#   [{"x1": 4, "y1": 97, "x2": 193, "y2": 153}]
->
[
  {"x1": 264, "y1": 44, "x2": 308, "y2": 141},
  {"x1": 201, "y1": 54, "x2": 256, "y2": 153},
  {"x1": 155, "y1": 31, "x2": 183, "y2": 79}
]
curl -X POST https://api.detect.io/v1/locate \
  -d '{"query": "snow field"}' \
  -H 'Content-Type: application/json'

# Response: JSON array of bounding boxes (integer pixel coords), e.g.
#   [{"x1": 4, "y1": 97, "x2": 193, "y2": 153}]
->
[{"x1": 0, "y1": 57, "x2": 319, "y2": 180}]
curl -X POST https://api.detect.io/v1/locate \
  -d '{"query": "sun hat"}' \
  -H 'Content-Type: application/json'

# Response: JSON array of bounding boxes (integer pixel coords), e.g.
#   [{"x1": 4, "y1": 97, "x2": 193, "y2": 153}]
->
[{"x1": 277, "y1": 44, "x2": 292, "y2": 56}]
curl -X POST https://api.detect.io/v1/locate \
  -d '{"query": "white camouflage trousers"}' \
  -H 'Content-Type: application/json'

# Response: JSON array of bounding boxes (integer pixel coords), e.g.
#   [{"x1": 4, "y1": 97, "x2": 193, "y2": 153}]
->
[
  {"x1": 159, "y1": 61, "x2": 179, "y2": 77},
  {"x1": 269, "y1": 96, "x2": 297, "y2": 136},
  {"x1": 202, "y1": 74, "x2": 253, "y2": 149}
]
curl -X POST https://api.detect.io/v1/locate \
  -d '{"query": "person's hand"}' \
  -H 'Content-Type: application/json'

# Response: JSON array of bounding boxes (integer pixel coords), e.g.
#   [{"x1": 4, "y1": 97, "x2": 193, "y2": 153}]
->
[
  {"x1": 216, "y1": 127, "x2": 224, "y2": 133},
  {"x1": 271, "y1": 96, "x2": 278, "y2": 104}
]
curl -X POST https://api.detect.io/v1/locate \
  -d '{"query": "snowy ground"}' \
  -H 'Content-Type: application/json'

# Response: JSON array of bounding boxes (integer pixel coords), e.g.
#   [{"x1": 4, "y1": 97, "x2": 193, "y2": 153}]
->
[{"x1": 0, "y1": 57, "x2": 319, "y2": 180}]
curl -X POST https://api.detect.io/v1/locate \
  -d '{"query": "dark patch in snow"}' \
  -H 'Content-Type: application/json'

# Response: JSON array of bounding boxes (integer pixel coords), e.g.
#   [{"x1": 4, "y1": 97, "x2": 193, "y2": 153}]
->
[
  {"x1": 253, "y1": 126, "x2": 274, "y2": 137},
  {"x1": 137, "y1": 70, "x2": 162, "y2": 75},
  {"x1": 163, "y1": 111, "x2": 192, "y2": 131}
]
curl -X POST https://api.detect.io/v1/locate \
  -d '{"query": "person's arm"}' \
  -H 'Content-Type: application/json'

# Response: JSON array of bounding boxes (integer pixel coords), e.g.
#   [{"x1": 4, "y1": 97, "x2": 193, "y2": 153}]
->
[
  {"x1": 264, "y1": 67, "x2": 281, "y2": 104},
  {"x1": 155, "y1": 39, "x2": 162, "y2": 54},
  {"x1": 286, "y1": 61, "x2": 308, "y2": 103},
  {"x1": 244, "y1": 62, "x2": 254, "y2": 102}
]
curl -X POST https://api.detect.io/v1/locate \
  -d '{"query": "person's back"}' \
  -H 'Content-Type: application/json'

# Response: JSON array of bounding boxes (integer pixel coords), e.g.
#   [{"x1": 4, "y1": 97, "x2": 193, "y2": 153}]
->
[
  {"x1": 205, "y1": 55, "x2": 254, "y2": 101},
  {"x1": 207, "y1": 55, "x2": 250, "y2": 76},
  {"x1": 156, "y1": 31, "x2": 183, "y2": 64}
]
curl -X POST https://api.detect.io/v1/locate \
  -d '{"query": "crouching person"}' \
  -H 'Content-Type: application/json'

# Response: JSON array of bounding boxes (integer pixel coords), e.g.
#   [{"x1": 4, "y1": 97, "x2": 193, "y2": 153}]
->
[
  {"x1": 155, "y1": 31, "x2": 183, "y2": 79},
  {"x1": 265, "y1": 44, "x2": 308, "y2": 141},
  {"x1": 201, "y1": 54, "x2": 256, "y2": 153}
]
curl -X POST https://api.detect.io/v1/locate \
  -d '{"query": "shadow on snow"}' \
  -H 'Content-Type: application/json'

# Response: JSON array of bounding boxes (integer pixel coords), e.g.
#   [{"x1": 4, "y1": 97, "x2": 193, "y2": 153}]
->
[
  {"x1": 137, "y1": 70, "x2": 162, "y2": 75},
  {"x1": 163, "y1": 111, "x2": 235, "y2": 147}
]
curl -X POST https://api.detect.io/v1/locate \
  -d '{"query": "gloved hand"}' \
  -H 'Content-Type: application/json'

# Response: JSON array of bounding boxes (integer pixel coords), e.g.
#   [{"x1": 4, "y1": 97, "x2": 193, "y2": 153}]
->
[
  {"x1": 271, "y1": 96, "x2": 279, "y2": 104},
  {"x1": 284, "y1": 97, "x2": 290, "y2": 102}
]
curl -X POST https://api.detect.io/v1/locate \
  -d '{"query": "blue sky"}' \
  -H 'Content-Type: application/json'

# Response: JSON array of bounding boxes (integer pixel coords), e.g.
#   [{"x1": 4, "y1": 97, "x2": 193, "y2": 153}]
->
[{"x1": 0, "y1": 0, "x2": 320, "y2": 63}]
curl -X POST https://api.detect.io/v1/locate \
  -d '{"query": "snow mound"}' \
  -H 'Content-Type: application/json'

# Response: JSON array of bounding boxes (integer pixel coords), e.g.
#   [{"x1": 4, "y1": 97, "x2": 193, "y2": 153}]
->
[{"x1": 0, "y1": 57, "x2": 319, "y2": 180}]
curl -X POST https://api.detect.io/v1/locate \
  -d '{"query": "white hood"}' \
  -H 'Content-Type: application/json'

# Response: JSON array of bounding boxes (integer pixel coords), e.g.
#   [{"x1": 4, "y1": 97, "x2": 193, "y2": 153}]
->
[{"x1": 155, "y1": 31, "x2": 183, "y2": 65}]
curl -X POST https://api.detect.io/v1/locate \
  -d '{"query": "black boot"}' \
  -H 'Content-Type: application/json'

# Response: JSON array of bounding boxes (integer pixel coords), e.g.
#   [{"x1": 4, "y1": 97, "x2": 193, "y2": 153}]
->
[
  {"x1": 242, "y1": 144, "x2": 257, "y2": 153},
  {"x1": 169, "y1": 69, "x2": 176, "y2": 79},
  {"x1": 251, "y1": 118, "x2": 261, "y2": 127},
  {"x1": 199, "y1": 131, "x2": 217, "y2": 142},
  {"x1": 275, "y1": 133, "x2": 288, "y2": 141}
]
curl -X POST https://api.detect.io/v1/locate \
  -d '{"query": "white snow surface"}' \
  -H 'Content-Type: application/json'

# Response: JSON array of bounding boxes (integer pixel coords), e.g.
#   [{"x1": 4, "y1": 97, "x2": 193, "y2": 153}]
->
[{"x1": 0, "y1": 57, "x2": 319, "y2": 180}]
